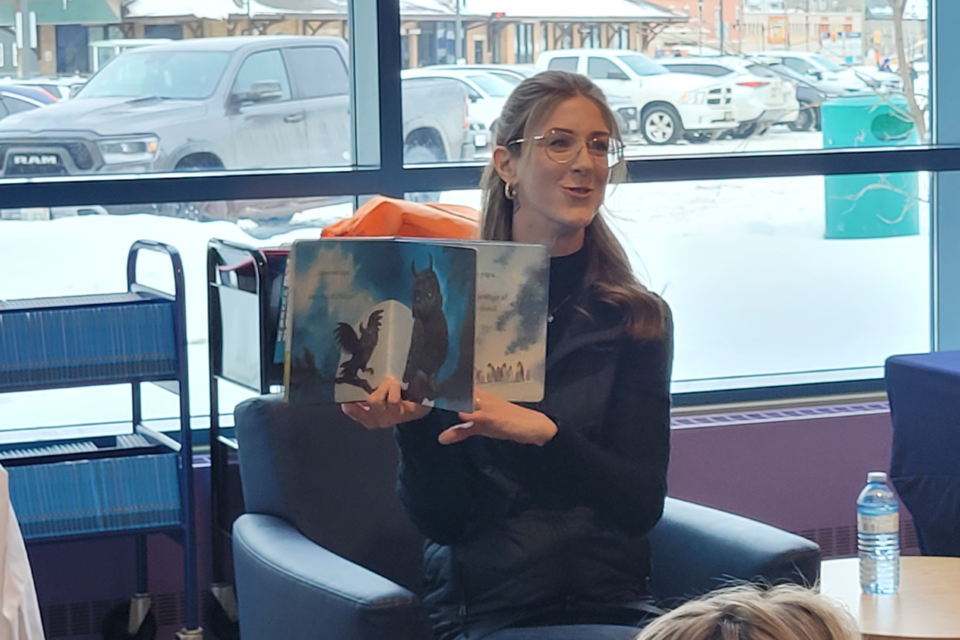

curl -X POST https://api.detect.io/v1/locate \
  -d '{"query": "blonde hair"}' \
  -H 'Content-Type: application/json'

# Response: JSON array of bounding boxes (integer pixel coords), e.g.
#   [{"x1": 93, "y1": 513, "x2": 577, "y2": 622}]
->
[
  {"x1": 479, "y1": 70, "x2": 668, "y2": 341},
  {"x1": 637, "y1": 585, "x2": 861, "y2": 640}
]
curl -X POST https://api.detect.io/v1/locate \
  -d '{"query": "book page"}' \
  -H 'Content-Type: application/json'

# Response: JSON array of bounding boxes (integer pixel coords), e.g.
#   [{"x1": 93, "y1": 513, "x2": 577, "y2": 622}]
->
[
  {"x1": 285, "y1": 239, "x2": 476, "y2": 412},
  {"x1": 473, "y1": 243, "x2": 549, "y2": 403}
]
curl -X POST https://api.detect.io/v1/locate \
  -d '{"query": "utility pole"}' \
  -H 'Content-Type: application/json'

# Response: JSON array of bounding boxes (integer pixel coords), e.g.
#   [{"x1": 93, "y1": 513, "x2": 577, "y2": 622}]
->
[
  {"x1": 698, "y1": 0, "x2": 703, "y2": 54},
  {"x1": 454, "y1": 0, "x2": 463, "y2": 63},
  {"x1": 718, "y1": 0, "x2": 724, "y2": 55},
  {"x1": 16, "y1": 0, "x2": 37, "y2": 78},
  {"x1": 784, "y1": 1, "x2": 791, "y2": 49}
]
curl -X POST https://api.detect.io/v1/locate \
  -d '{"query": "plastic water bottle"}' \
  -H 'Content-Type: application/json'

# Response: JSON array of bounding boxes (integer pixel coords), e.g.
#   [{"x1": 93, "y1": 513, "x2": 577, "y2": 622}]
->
[{"x1": 857, "y1": 471, "x2": 900, "y2": 595}]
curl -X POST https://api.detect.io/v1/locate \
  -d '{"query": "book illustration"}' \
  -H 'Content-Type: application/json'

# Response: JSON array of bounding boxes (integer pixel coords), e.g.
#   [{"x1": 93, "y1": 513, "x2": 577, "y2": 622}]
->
[
  {"x1": 333, "y1": 308, "x2": 384, "y2": 394},
  {"x1": 465, "y1": 243, "x2": 549, "y2": 402},
  {"x1": 404, "y1": 255, "x2": 449, "y2": 402},
  {"x1": 284, "y1": 240, "x2": 475, "y2": 412}
]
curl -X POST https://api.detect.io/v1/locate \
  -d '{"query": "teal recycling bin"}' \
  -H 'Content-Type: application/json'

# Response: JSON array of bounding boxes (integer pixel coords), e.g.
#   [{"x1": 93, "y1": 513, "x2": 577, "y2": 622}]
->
[{"x1": 822, "y1": 92, "x2": 920, "y2": 239}]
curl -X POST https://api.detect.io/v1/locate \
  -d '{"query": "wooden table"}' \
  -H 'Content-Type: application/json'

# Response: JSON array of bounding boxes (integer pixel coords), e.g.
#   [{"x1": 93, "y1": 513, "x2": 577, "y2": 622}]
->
[{"x1": 820, "y1": 557, "x2": 960, "y2": 640}]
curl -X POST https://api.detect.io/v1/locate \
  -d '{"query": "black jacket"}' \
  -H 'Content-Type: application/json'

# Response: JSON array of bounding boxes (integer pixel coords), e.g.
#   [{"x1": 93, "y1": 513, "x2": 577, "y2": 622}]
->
[{"x1": 395, "y1": 299, "x2": 672, "y2": 640}]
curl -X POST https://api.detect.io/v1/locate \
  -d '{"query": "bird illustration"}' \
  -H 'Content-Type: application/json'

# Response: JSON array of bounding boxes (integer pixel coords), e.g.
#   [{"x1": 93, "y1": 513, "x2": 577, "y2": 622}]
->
[
  {"x1": 403, "y1": 255, "x2": 449, "y2": 402},
  {"x1": 334, "y1": 309, "x2": 384, "y2": 393}
]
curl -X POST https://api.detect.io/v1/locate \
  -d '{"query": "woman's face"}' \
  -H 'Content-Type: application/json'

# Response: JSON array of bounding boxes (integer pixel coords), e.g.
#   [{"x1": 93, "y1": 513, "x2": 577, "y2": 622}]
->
[{"x1": 495, "y1": 95, "x2": 612, "y2": 254}]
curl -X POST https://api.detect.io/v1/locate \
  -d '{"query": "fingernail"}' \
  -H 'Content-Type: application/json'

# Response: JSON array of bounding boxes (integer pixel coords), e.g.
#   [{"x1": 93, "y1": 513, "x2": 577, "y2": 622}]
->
[
  {"x1": 360, "y1": 404, "x2": 371, "y2": 412},
  {"x1": 451, "y1": 421, "x2": 473, "y2": 430}
]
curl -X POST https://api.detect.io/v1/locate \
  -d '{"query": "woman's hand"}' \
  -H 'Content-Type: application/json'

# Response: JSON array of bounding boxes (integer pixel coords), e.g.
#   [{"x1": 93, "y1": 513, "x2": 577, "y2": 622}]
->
[
  {"x1": 342, "y1": 376, "x2": 430, "y2": 429},
  {"x1": 438, "y1": 388, "x2": 558, "y2": 447}
]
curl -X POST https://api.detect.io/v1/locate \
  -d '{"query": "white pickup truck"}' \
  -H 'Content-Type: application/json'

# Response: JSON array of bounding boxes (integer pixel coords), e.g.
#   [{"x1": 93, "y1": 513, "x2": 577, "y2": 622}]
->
[{"x1": 536, "y1": 49, "x2": 738, "y2": 145}]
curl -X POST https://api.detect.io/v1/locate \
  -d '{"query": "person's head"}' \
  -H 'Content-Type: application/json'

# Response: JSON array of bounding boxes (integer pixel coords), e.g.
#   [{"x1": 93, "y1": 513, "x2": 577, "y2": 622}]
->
[
  {"x1": 636, "y1": 584, "x2": 861, "y2": 640},
  {"x1": 482, "y1": 70, "x2": 623, "y2": 255},
  {"x1": 481, "y1": 70, "x2": 667, "y2": 340}
]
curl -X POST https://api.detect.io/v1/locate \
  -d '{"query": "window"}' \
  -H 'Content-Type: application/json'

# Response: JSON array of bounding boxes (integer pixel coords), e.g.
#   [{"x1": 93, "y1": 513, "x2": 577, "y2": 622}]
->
[
  {"x1": 515, "y1": 24, "x2": 534, "y2": 64},
  {"x1": 0, "y1": 100, "x2": 8, "y2": 119},
  {"x1": 781, "y1": 57, "x2": 814, "y2": 75},
  {"x1": 666, "y1": 64, "x2": 731, "y2": 77},
  {"x1": 612, "y1": 26, "x2": 630, "y2": 49},
  {"x1": 79, "y1": 50, "x2": 231, "y2": 99},
  {"x1": 580, "y1": 24, "x2": 600, "y2": 48},
  {"x1": 617, "y1": 54, "x2": 668, "y2": 76},
  {"x1": 233, "y1": 50, "x2": 292, "y2": 101},
  {"x1": 286, "y1": 47, "x2": 349, "y2": 98},
  {"x1": 2, "y1": 97, "x2": 35, "y2": 114},
  {"x1": 587, "y1": 57, "x2": 625, "y2": 80},
  {"x1": 547, "y1": 56, "x2": 578, "y2": 72},
  {"x1": 466, "y1": 74, "x2": 513, "y2": 98},
  {"x1": 0, "y1": 0, "x2": 952, "y2": 431},
  {"x1": 429, "y1": 171, "x2": 933, "y2": 394}
]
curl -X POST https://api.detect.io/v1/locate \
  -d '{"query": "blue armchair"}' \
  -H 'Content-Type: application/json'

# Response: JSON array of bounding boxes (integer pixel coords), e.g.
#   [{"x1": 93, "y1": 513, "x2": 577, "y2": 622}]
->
[{"x1": 231, "y1": 396, "x2": 820, "y2": 640}]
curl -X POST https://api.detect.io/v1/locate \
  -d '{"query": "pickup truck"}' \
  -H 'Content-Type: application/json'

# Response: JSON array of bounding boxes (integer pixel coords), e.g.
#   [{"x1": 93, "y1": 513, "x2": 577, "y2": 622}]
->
[{"x1": 0, "y1": 36, "x2": 474, "y2": 185}]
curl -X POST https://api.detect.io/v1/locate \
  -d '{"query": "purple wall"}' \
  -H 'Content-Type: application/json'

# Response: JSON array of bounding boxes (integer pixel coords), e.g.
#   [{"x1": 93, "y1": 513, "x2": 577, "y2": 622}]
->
[{"x1": 668, "y1": 411, "x2": 896, "y2": 534}]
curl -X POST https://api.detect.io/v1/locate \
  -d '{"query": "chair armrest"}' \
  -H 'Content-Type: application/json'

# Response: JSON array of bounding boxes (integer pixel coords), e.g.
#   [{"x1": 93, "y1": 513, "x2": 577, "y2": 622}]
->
[
  {"x1": 233, "y1": 514, "x2": 433, "y2": 640},
  {"x1": 649, "y1": 498, "x2": 821, "y2": 606}
]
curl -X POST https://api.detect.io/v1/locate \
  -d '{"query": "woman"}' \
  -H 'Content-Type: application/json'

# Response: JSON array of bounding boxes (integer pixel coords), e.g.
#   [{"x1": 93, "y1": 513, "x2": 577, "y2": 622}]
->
[
  {"x1": 343, "y1": 70, "x2": 672, "y2": 639},
  {"x1": 636, "y1": 584, "x2": 861, "y2": 640}
]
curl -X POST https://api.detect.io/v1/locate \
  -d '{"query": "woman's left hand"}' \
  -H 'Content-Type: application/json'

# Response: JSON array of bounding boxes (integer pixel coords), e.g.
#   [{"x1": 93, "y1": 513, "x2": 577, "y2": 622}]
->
[{"x1": 438, "y1": 389, "x2": 558, "y2": 447}]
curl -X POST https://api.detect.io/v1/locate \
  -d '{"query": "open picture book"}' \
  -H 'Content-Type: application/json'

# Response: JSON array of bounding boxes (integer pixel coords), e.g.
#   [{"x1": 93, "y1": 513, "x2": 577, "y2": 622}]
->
[{"x1": 282, "y1": 238, "x2": 549, "y2": 413}]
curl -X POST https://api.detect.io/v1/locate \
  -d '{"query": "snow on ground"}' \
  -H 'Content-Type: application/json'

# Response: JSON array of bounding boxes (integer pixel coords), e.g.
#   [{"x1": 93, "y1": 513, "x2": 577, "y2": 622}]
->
[{"x1": 0, "y1": 129, "x2": 931, "y2": 434}]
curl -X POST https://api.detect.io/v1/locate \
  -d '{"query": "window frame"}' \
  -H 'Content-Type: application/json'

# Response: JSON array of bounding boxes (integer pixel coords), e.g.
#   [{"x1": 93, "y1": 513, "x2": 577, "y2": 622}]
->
[{"x1": 0, "y1": 0, "x2": 953, "y2": 406}]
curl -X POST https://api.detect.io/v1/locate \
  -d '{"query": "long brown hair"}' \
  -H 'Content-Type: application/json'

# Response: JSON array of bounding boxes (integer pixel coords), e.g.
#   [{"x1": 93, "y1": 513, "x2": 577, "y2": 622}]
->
[
  {"x1": 480, "y1": 70, "x2": 667, "y2": 341},
  {"x1": 636, "y1": 584, "x2": 861, "y2": 640}
]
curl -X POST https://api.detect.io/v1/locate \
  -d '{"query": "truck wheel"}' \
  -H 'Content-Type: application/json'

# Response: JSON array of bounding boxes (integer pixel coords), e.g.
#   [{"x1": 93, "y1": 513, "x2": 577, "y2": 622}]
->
[
  {"x1": 683, "y1": 132, "x2": 714, "y2": 144},
  {"x1": 174, "y1": 155, "x2": 225, "y2": 220},
  {"x1": 729, "y1": 122, "x2": 758, "y2": 139},
  {"x1": 789, "y1": 105, "x2": 815, "y2": 132},
  {"x1": 641, "y1": 105, "x2": 682, "y2": 145},
  {"x1": 404, "y1": 144, "x2": 442, "y2": 202}
]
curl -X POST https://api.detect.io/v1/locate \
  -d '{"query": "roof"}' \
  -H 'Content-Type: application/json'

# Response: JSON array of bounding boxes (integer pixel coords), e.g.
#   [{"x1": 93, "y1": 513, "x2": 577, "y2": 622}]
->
[
  {"x1": 123, "y1": 0, "x2": 457, "y2": 19},
  {"x1": 118, "y1": 35, "x2": 346, "y2": 53},
  {"x1": 462, "y1": 0, "x2": 686, "y2": 20}
]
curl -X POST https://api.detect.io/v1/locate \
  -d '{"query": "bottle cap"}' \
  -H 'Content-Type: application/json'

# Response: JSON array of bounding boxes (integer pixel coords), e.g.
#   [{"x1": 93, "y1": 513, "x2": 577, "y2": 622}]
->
[{"x1": 868, "y1": 471, "x2": 888, "y2": 484}]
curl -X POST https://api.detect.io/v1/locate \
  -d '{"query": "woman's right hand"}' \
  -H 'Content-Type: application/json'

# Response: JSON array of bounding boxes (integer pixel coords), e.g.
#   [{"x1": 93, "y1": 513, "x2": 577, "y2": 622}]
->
[{"x1": 341, "y1": 376, "x2": 431, "y2": 429}]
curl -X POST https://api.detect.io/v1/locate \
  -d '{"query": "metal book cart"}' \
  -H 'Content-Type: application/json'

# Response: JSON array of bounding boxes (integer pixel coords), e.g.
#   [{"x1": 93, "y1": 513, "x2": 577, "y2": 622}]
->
[
  {"x1": 205, "y1": 239, "x2": 288, "y2": 640},
  {"x1": 0, "y1": 240, "x2": 200, "y2": 640}
]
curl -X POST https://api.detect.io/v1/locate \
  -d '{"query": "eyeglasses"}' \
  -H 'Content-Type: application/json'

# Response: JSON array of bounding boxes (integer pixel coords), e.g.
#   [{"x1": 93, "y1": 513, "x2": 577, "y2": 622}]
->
[{"x1": 507, "y1": 129, "x2": 624, "y2": 168}]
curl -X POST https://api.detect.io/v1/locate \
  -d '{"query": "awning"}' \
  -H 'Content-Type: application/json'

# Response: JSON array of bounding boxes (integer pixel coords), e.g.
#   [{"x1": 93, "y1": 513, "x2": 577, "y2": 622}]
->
[{"x1": 0, "y1": 0, "x2": 121, "y2": 25}]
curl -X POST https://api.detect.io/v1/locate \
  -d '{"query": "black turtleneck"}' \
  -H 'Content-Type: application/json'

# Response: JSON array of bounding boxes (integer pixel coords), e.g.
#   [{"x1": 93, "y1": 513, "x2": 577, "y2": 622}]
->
[{"x1": 547, "y1": 245, "x2": 589, "y2": 346}]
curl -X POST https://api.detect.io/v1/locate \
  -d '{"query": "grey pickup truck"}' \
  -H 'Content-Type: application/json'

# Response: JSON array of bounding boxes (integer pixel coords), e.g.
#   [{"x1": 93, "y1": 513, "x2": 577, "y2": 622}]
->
[{"x1": 0, "y1": 36, "x2": 474, "y2": 179}]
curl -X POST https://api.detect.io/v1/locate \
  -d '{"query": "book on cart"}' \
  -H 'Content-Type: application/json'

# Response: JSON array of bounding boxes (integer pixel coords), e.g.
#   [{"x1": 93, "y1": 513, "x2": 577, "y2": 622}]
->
[{"x1": 281, "y1": 237, "x2": 549, "y2": 413}]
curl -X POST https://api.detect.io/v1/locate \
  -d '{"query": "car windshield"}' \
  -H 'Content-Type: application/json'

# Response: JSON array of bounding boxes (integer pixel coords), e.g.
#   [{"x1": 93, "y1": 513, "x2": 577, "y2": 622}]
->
[
  {"x1": 490, "y1": 72, "x2": 523, "y2": 87},
  {"x1": 745, "y1": 63, "x2": 777, "y2": 78},
  {"x1": 78, "y1": 50, "x2": 230, "y2": 100},
  {"x1": 617, "y1": 54, "x2": 668, "y2": 76},
  {"x1": 466, "y1": 74, "x2": 514, "y2": 98},
  {"x1": 812, "y1": 55, "x2": 844, "y2": 72}
]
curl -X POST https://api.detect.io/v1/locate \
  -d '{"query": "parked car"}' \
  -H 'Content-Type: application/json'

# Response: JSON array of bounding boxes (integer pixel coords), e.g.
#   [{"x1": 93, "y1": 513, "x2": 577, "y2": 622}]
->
[
  {"x1": 536, "y1": 49, "x2": 737, "y2": 145},
  {"x1": 424, "y1": 63, "x2": 642, "y2": 143},
  {"x1": 0, "y1": 36, "x2": 474, "y2": 190},
  {"x1": 755, "y1": 51, "x2": 902, "y2": 93},
  {"x1": 427, "y1": 63, "x2": 539, "y2": 87},
  {"x1": 0, "y1": 85, "x2": 57, "y2": 122},
  {"x1": 757, "y1": 61, "x2": 846, "y2": 131},
  {"x1": 658, "y1": 56, "x2": 800, "y2": 138},
  {"x1": 2, "y1": 76, "x2": 85, "y2": 101},
  {"x1": 402, "y1": 67, "x2": 511, "y2": 137}
]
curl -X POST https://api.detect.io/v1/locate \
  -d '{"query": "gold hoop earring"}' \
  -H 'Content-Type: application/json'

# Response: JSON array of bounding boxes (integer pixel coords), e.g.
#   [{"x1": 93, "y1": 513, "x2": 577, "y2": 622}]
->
[{"x1": 504, "y1": 182, "x2": 517, "y2": 201}]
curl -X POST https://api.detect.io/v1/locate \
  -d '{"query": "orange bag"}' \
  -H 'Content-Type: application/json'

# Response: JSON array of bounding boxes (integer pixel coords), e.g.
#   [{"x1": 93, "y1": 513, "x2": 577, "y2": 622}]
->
[{"x1": 322, "y1": 196, "x2": 480, "y2": 239}]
